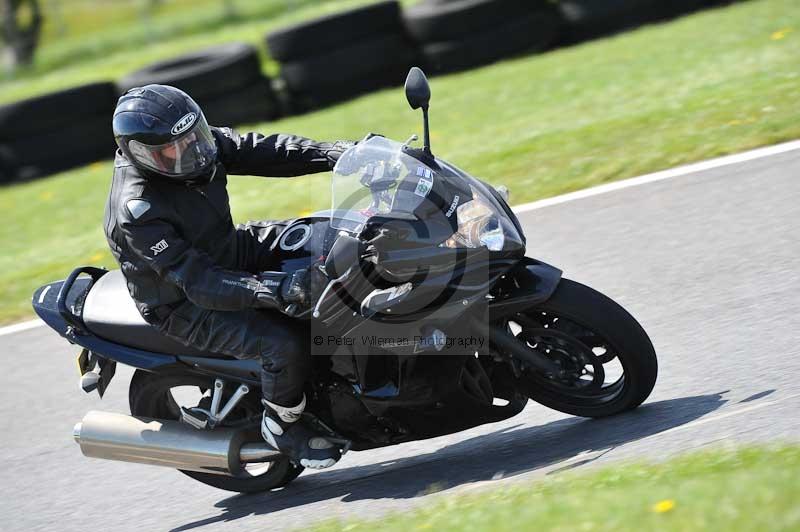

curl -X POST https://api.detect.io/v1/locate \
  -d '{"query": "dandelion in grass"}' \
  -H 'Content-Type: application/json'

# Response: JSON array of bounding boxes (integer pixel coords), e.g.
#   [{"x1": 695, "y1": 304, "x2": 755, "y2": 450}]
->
[
  {"x1": 771, "y1": 28, "x2": 792, "y2": 40},
  {"x1": 652, "y1": 499, "x2": 676, "y2": 513}
]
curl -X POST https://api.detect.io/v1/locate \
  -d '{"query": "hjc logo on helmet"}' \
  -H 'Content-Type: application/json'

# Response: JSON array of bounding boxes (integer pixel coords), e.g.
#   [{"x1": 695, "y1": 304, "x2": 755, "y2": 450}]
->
[{"x1": 171, "y1": 112, "x2": 197, "y2": 136}]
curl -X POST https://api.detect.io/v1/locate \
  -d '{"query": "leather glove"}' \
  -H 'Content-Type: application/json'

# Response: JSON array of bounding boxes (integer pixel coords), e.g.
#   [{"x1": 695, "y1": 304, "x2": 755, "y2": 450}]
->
[
  {"x1": 280, "y1": 269, "x2": 311, "y2": 307},
  {"x1": 252, "y1": 269, "x2": 311, "y2": 317},
  {"x1": 325, "y1": 140, "x2": 357, "y2": 170},
  {"x1": 252, "y1": 271, "x2": 288, "y2": 311}
]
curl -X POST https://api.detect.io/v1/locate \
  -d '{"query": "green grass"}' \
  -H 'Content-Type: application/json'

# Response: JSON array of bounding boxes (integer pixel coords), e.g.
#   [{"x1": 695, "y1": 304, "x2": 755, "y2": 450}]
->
[
  {"x1": 1, "y1": 0, "x2": 798, "y2": 324},
  {"x1": 311, "y1": 446, "x2": 800, "y2": 532}
]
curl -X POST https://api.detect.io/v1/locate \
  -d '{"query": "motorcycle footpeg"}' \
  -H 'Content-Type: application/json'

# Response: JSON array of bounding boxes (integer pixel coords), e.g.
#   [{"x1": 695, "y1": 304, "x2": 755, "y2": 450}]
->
[
  {"x1": 180, "y1": 406, "x2": 211, "y2": 430},
  {"x1": 326, "y1": 437, "x2": 353, "y2": 455},
  {"x1": 302, "y1": 413, "x2": 352, "y2": 454},
  {"x1": 79, "y1": 371, "x2": 100, "y2": 394}
]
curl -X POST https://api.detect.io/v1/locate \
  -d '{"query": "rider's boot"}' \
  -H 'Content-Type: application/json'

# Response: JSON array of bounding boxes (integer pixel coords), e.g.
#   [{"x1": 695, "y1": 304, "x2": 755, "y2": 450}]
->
[{"x1": 260, "y1": 394, "x2": 341, "y2": 469}]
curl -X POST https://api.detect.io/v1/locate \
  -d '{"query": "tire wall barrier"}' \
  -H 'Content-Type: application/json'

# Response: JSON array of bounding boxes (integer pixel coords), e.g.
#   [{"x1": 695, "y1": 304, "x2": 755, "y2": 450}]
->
[
  {"x1": 558, "y1": 0, "x2": 709, "y2": 42},
  {"x1": 402, "y1": 0, "x2": 562, "y2": 75},
  {"x1": 267, "y1": 1, "x2": 416, "y2": 111},
  {"x1": 116, "y1": 42, "x2": 279, "y2": 127},
  {"x1": 2, "y1": 0, "x2": 732, "y2": 184},
  {"x1": 0, "y1": 82, "x2": 118, "y2": 183}
]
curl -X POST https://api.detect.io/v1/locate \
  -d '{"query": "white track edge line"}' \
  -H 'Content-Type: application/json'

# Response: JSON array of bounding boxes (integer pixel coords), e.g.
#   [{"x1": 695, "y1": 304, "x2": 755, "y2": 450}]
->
[
  {"x1": 2, "y1": 139, "x2": 799, "y2": 338},
  {"x1": 0, "y1": 318, "x2": 44, "y2": 336},
  {"x1": 512, "y1": 139, "x2": 800, "y2": 214}
]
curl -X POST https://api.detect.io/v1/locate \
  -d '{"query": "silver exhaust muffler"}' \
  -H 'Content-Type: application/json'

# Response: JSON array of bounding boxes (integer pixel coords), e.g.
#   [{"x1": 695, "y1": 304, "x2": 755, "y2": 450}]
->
[{"x1": 73, "y1": 410, "x2": 281, "y2": 475}]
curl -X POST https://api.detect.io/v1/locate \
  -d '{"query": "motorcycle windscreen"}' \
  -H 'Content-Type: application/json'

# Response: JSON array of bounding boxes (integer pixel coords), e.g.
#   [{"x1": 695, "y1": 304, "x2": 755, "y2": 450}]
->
[{"x1": 330, "y1": 136, "x2": 440, "y2": 233}]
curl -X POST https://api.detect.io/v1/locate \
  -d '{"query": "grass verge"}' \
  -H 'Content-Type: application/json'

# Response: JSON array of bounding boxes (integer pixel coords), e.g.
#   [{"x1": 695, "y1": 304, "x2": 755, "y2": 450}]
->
[
  {"x1": 0, "y1": 0, "x2": 798, "y2": 324},
  {"x1": 311, "y1": 446, "x2": 800, "y2": 532}
]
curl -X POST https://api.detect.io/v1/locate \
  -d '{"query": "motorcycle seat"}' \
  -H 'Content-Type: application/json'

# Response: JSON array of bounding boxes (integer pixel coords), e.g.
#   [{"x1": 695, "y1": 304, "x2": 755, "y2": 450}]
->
[{"x1": 82, "y1": 270, "x2": 225, "y2": 358}]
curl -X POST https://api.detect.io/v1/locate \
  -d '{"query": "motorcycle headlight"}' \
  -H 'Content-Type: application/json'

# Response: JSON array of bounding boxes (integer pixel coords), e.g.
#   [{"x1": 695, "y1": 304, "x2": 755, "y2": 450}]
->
[{"x1": 440, "y1": 189, "x2": 505, "y2": 251}]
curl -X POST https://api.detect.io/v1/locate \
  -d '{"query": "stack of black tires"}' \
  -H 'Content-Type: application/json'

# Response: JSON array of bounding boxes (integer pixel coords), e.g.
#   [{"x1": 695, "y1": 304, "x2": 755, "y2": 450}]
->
[
  {"x1": 266, "y1": 1, "x2": 416, "y2": 110},
  {"x1": 118, "y1": 42, "x2": 279, "y2": 127},
  {"x1": 0, "y1": 0, "x2": 734, "y2": 184},
  {"x1": 558, "y1": 0, "x2": 707, "y2": 42},
  {"x1": 0, "y1": 82, "x2": 118, "y2": 182},
  {"x1": 403, "y1": 0, "x2": 562, "y2": 75}
]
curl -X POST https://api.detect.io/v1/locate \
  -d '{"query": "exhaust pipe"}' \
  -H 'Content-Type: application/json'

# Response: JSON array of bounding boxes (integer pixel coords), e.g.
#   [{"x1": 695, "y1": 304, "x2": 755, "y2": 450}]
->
[{"x1": 73, "y1": 410, "x2": 281, "y2": 475}]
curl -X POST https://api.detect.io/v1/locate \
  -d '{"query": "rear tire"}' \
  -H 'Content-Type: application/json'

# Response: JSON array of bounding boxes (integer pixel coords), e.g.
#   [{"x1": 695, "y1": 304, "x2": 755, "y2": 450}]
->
[
  {"x1": 128, "y1": 370, "x2": 303, "y2": 493},
  {"x1": 509, "y1": 279, "x2": 657, "y2": 418}
]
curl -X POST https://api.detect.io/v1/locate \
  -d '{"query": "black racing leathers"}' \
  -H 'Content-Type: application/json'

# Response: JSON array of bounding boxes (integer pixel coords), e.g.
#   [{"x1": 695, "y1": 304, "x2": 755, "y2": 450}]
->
[{"x1": 104, "y1": 127, "x2": 351, "y2": 405}]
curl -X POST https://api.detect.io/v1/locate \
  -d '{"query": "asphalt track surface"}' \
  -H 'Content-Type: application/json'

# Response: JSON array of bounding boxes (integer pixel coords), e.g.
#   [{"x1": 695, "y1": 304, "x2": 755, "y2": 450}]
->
[{"x1": 2, "y1": 147, "x2": 799, "y2": 531}]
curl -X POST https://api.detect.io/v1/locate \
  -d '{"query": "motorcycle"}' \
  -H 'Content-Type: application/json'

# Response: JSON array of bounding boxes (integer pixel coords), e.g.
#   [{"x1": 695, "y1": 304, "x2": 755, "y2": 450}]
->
[{"x1": 32, "y1": 68, "x2": 657, "y2": 493}]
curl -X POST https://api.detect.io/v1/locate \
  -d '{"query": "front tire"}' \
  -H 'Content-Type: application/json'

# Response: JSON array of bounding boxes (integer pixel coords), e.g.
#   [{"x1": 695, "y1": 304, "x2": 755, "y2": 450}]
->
[
  {"x1": 507, "y1": 279, "x2": 657, "y2": 418},
  {"x1": 128, "y1": 370, "x2": 303, "y2": 493}
]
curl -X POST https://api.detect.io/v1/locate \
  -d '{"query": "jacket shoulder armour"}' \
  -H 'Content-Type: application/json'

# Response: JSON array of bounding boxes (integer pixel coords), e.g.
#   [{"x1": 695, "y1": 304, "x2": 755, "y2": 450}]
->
[{"x1": 114, "y1": 170, "x2": 173, "y2": 227}]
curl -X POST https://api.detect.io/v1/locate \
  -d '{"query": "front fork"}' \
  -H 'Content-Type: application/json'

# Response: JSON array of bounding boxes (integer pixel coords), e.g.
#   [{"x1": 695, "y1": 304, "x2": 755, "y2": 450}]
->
[{"x1": 482, "y1": 257, "x2": 564, "y2": 375}]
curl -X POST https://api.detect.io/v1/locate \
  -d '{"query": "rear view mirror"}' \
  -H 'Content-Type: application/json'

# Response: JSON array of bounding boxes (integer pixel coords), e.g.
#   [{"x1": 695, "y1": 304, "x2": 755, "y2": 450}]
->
[
  {"x1": 404, "y1": 67, "x2": 431, "y2": 111},
  {"x1": 325, "y1": 234, "x2": 361, "y2": 279},
  {"x1": 404, "y1": 67, "x2": 433, "y2": 155}
]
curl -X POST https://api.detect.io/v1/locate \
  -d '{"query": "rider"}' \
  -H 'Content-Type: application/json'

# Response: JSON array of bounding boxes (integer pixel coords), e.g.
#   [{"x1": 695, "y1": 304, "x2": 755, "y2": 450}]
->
[{"x1": 106, "y1": 84, "x2": 352, "y2": 469}]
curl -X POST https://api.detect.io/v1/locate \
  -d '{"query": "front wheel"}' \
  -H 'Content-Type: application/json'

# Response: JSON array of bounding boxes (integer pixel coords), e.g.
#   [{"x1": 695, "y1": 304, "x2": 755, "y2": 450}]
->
[
  {"x1": 504, "y1": 279, "x2": 657, "y2": 418},
  {"x1": 128, "y1": 370, "x2": 303, "y2": 493}
]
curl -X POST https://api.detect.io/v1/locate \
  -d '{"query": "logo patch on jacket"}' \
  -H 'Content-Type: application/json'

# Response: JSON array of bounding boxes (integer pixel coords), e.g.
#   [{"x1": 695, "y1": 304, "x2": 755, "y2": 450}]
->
[
  {"x1": 171, "y1": 112, "x2": 197, "y2": 135},
  {"x1": 126, "y1": 199, "x2": 151, "y2": 220},
  {"x1": 150, "y1": 239, "x2": 169, "y2": 256}
]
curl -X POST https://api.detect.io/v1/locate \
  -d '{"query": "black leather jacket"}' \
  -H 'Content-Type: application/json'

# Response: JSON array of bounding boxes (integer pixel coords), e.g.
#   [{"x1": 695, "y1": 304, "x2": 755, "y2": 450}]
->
[{"x1": 104, "y1": 127, "x2": 350, "y2": 323}]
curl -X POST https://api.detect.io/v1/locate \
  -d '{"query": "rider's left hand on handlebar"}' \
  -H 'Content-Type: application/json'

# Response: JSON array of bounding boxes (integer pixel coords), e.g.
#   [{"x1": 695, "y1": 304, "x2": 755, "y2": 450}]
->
[{"x1": 325, "y1": 141, "x2": 357, "y2": 169}]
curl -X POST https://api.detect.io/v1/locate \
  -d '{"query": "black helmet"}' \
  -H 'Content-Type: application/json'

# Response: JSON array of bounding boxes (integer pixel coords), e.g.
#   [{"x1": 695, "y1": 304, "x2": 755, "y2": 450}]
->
[{"x1": 113, "y1": 84, "x2": 218, "y2": 183}]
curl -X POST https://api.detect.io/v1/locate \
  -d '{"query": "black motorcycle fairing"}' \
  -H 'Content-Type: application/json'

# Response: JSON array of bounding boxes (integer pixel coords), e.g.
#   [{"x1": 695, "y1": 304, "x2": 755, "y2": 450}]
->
[
  {"x1": 364, "y1": 214, "x2": 459, "y2": 252},
  {"x1": 308, "y1": 256, "x2": 519, "y2": 424},
  {"x1": 315, "y1": 255, "x2": 512, "y2": 347},
  {"x1": 303, "y1": 254, "x2": 549, "y2": 441},
  {"x1": 488, "y1": 258, "x2": 563, "y2": 319},
  {"x1": 309, "y1": 351, "x2": 528, "y2": 451},
  {"x1": 409, "y1": 149, "x2": 527, "y2": 249}
]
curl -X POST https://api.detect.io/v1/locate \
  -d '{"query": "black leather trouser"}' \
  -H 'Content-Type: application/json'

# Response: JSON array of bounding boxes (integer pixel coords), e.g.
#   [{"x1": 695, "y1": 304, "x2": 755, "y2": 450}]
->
[{"x1": 158, "y1": 221, "x2": 311, "y2": 407}]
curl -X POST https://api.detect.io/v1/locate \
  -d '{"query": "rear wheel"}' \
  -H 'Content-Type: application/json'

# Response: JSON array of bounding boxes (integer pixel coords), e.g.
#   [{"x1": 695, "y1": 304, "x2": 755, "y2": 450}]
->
[
  {"x1": 504, "y1": 279, "x2": 657, "y2": 417},
  {"x1": 128, "y1": 370, "x2": 303, "y2": 493}
]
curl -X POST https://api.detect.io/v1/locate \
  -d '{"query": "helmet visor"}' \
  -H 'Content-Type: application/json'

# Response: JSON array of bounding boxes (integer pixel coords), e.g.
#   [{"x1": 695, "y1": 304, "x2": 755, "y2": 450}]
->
[{"x1": 128, "y1": 114, "x2": 217, "y2": 178}]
